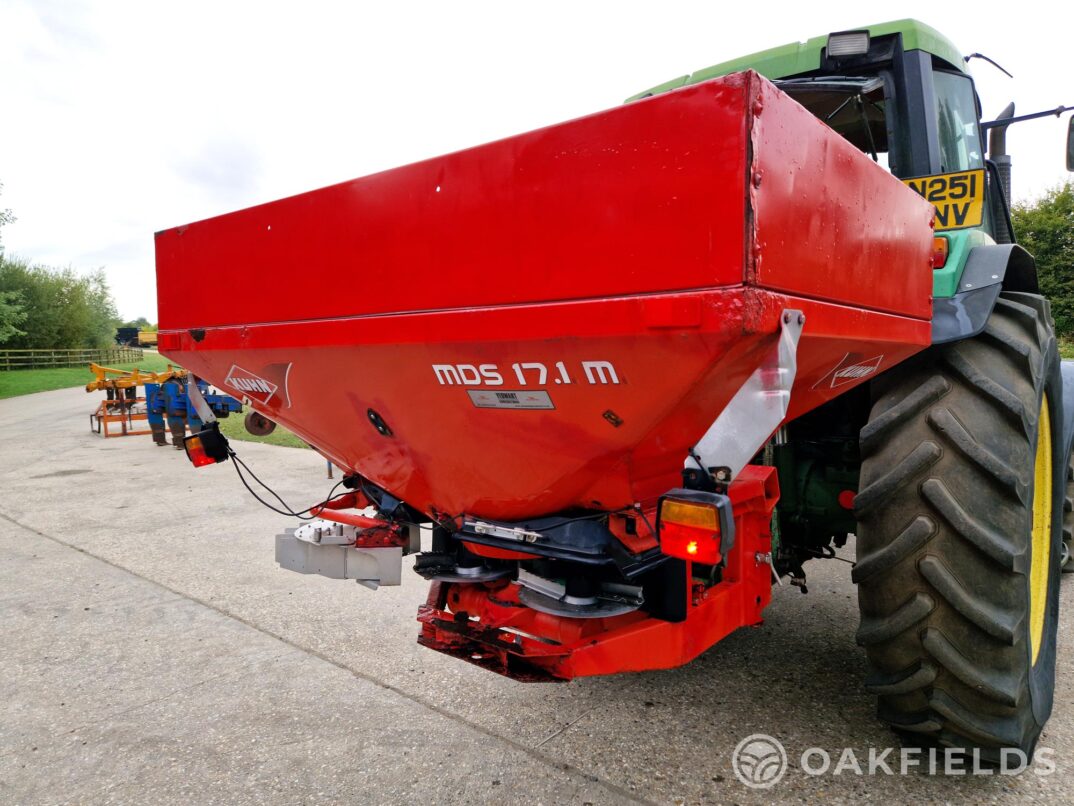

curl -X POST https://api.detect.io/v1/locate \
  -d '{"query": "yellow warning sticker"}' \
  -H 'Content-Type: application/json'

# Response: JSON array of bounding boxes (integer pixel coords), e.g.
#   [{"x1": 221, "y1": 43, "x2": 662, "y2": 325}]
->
[{"x1": 902, "y1": 169, "x2": 986, "y2": 231}]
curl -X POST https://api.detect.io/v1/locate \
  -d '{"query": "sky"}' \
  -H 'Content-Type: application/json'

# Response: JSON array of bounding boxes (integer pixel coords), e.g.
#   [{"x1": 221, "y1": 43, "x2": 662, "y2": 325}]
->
[{"x1": 1, "y1": 1, "x2": 1070, "y2": 321}]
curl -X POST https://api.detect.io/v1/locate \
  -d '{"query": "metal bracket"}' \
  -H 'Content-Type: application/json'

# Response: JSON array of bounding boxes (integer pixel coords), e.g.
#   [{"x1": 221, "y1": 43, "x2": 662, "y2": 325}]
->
[
  {"x1": 687, "y1": 309, "x2": 804, "y2": 480},
  {"x1": 185, "y1": 376, "x2": 217, "y2": 424},
  {"x1": 275, "y1": 521, "x2": 404, "y2": 590}
]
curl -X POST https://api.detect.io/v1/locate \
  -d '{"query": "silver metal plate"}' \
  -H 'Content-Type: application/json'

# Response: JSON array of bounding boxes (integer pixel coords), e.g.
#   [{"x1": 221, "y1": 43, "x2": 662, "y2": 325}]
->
[
  {"x1": 427, "y1": 566, "x2": 513, "y2": 583},
  {"x1": 468, "y1": 390, "x2": 555, "y2": 410},
  {"x1": 518, "y1": 586, "x2": 642, "y2": 619},
  {"x1": 689, "y1": 309, "x2": 804, "y2": 479},
  {"x1": 515, "y1": 568, "x2": 643, "y2": 619},
  {"x1": 275, "y1": 532, "x2": 403, "y2": 587}
]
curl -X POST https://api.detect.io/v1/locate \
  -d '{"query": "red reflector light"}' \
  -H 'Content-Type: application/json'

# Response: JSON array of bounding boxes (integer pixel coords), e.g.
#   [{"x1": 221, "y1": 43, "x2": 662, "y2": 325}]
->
[
  {"x1": 157, "y1": 332, "x2": 181, "y2": 351},
  {"x1": 182, "y1": 423, "x2": 230, "y2": 468},
  {"x1": 661, "y1": 522, "x2": 721, "y2": 564},
  {"x1": 184, "y1": 436, "x2": 216, "y2": 467},
  {"x1": 658, "y1": 498, "x2": 723, "y2": 564},
  {"x1": 931, "y1": 236, "x2": 948, "y2": 269}
]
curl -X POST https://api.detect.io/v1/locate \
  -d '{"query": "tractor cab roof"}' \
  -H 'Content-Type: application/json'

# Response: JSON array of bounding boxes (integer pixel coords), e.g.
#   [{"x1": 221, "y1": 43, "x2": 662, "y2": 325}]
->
[{"x1": 627, "y1": 19, "x2": 965, "y2": 102}]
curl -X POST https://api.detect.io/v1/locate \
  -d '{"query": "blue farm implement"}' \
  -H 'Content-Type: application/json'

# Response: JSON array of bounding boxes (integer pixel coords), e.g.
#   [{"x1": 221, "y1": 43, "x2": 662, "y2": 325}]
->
[
  {"x1": 86, "y1": 363, "x2": 241, "y2": 443},
  {"x1": 144, "y1": 376, "x2": 242, "y2": 448}
]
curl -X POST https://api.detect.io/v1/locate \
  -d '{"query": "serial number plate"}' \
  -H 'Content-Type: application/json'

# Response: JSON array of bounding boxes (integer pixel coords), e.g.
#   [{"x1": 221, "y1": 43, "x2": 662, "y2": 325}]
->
[
  {"x1": 902, "y1": 168, "x2": 985, "y2": 231},
  {"x1": 468, "y1": 390, "x2": 555, "y2": 410}
]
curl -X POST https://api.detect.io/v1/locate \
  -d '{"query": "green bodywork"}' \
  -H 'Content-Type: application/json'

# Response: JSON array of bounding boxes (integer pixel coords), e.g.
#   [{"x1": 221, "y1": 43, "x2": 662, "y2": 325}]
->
[
  {"x1": 627, "y1": 19, "x2": 966, "y2": 101},
  {"x1": 933, "y1": 228, "x2": 992, "y2": 297},
  {"x1": 771, "y1": 441, "x2": 858, "y2": 549}
]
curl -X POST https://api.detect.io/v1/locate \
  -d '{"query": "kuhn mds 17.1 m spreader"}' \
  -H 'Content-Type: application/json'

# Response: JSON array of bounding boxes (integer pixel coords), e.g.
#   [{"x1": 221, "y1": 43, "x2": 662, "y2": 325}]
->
[{"x1": 156, "y1": 20, "x2": 1074, "y2": 761}]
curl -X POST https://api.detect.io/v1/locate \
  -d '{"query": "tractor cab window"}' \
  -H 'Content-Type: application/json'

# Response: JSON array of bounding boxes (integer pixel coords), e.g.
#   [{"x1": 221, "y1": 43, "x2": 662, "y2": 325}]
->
[
  {"x1": 776, "y1": 77, "x2": 890, "y2": 168},
  {"x1": 933, "y1": 70, "x2": 984, "y2": 172}
]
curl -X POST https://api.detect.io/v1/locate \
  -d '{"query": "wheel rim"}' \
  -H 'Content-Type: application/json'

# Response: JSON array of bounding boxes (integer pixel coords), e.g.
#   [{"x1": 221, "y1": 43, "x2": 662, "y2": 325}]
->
[{"x1": 1030, "y1": 393, "x2": 1053, "y2": 666}]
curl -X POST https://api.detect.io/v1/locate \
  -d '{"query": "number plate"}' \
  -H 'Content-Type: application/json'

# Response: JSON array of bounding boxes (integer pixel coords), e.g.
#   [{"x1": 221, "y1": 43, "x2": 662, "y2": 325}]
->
[{"x1": 902, "y1": 169, "x2": 985, "y2": 231}]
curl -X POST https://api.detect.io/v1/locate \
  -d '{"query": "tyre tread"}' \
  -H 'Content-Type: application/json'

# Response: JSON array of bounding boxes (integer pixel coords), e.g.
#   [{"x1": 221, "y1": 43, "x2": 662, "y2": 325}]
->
[{"x1": 854, "y1": 291, "x2": 1061, "y2": 756}]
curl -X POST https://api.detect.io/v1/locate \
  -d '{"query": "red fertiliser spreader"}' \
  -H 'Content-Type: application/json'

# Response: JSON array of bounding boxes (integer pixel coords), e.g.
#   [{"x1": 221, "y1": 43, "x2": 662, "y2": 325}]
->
[{"x1": 155, "y1": 70, "x2": 932, "y2": 681}]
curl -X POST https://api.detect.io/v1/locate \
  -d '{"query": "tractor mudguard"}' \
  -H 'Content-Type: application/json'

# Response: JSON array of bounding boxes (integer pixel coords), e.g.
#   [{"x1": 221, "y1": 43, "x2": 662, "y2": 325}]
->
[
  {"x1": 1061, "y1": 360, "x2": 1074, "y2": 465},
  {"x1": 932, "y1": 243, "x2": 1038, "y2": 344}
]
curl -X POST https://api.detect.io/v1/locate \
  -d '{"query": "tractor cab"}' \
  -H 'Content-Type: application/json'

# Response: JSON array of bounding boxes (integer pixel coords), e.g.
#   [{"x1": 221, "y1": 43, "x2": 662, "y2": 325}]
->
[
  {"x1": 629, "y1": 20, "x2": 1009, "y2": 298},
  {"x1": 629, "y1": 21, "x2": 981, "y2": 177}
]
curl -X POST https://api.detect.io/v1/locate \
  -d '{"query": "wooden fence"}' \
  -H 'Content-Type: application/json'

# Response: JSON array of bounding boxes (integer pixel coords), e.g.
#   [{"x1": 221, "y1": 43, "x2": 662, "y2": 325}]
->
[{"x1": 0, "y1": 347, "x2": 145, "y2": 371}]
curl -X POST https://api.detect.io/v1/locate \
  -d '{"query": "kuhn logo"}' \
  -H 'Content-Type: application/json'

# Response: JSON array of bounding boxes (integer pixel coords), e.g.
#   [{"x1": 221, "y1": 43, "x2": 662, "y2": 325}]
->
[
  {"x1": 225, "y1": 365, "x2": 279, "y2": 404},
  {"x1": 835, "y1": 362, "x2": 881, "y2": 382},
  {"x1": 812, "y1": 354, "x2": 884, "y2": 390}
]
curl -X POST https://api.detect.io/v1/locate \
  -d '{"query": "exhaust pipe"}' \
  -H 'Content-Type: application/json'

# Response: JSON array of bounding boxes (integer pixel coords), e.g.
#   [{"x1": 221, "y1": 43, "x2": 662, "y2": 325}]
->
[{"x1": 988, "y1": 101, "x2": 1016, "y2": 204}]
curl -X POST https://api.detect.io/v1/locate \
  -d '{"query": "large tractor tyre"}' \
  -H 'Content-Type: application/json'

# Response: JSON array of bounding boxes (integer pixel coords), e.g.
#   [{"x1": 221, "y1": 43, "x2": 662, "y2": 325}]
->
[{"x1": 853, "y1": 291, "x2": 1064, "y2": 761}]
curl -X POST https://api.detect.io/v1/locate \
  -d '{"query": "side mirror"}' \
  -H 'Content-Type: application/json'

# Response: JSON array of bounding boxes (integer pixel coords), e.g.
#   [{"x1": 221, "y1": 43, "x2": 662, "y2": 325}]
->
[{"x1": 1067, "y1": 116, "x2": 1074, "y2": 172}]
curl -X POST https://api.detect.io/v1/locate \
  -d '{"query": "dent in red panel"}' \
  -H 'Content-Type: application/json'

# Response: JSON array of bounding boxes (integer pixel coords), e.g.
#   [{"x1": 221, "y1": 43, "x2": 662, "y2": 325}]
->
[{"x1": 748, "y1": 76, "x2": 934, "y2": 320}]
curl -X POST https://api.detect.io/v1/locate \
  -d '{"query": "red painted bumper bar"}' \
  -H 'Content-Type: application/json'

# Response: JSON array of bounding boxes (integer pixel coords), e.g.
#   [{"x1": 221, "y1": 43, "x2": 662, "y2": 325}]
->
[{"x1": 417, "y1": 465, "x2": 780, "y2": 680}]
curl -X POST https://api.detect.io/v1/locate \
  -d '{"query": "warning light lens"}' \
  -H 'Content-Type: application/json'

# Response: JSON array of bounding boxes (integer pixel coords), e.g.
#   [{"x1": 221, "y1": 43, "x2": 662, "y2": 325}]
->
[
  {"x1": 184, "y1": 436, "x2": 216, "y2": 468},
  {"x1": 182, "y1": 423, "x2": 230, "y2": 469},
  {"x1": 660, "y1": 500, "x2": 719, "y2": 530},
  {"x1": 659, "y1": 497, "x2": 722, "y2": 564},
  {"x1": 931, "y1": 236, "x2": 949, "y2": 269}
]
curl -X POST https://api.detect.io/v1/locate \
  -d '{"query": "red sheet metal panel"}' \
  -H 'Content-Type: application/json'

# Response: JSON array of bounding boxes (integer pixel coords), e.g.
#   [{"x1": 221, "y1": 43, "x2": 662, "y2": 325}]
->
[
  {"x1": 156, "y1": 71, "x2": 934, "y2": 521},
  {"x1": 163, "y1": 287, "x2": 927, "y2": 520},
  {"x1": 156, "y1": 75, "x2": 752, "y2": 330},
  {"x1": 749, "y1": 77, "x2": 935, "y2": 318}
]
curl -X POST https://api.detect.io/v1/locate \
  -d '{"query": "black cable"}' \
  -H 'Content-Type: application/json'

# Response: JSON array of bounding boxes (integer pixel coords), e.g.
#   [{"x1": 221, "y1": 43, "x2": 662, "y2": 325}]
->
[
  {"x1": 229, "y1": 445, "x2": 636, "y2": 534},
  {"x1": 228, "y1": 448, "x2": 351, "y2": 520},
  {"x1": 544, "y1": 506, "x2": 634, "y2": 530},
  {"x1": 230, "y1": 450, "x2": 307, "y2": 514},
  {"x1": 635, "y1": 506, "x2": 657, "y2": 540},
  {"x1": 231, "y1": 458, "x2": 332, "y2": 519},
  {"x1": 687, "y1": 449, "x2": 717, "y2": 488},
  {"x1": 230, "y1": 458, "x2": 307, "y2": 518}
]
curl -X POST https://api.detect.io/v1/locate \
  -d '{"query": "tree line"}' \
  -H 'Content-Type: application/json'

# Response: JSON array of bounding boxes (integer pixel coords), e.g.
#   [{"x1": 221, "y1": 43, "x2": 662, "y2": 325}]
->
[
  {"x1": 1011, "y1": 182, "x2": 1074, "y2": 338},
  {"x1": 0, "y1": 255, "x2": 119, "y2": 349}
]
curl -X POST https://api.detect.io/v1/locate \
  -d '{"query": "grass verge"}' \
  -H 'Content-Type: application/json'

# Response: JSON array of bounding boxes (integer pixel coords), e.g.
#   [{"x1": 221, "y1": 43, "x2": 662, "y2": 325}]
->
[{"x1": 0, "y1": 352, "x2": 176, "y2": 400}]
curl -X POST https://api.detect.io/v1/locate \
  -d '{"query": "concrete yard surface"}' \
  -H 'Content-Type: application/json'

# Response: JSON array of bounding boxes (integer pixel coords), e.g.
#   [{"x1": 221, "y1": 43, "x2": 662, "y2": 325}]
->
[{"x1": 2, "y1": 386, "x2": 1073, "y2": 804}]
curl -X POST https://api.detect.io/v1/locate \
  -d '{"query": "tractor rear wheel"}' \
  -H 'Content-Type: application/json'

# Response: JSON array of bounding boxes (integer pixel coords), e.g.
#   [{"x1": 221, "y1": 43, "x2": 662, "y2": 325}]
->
[{"x1": 853, "y1": 291, "x2": 1063, "y2": 761}]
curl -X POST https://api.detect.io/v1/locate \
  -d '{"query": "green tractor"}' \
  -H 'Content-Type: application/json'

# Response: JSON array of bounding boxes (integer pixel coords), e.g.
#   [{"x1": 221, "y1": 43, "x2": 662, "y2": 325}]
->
[{"x1": 633, "y1": 18, "x2": 1074, "y2": 761}]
